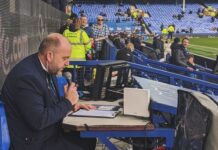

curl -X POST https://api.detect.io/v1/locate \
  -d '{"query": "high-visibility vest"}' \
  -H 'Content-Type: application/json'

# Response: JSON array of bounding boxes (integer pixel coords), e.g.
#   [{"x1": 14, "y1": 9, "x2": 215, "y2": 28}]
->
[
  {"x1": 63, "y1": 29, "x2": 91, "y2": 68},
  {"x1": 162, "y1": 28, "x2": 168, "y2": 34},
  {"x1": 211, "y1": 12, "x2": 216, "y2": 17},
  {"x1": 168, "y1": 26, "x2": 174, "y2": 33},
  {"x1": 64, "y1": 29, "x2": 91, "y2": 59},
  {"x1": 132, "y1": 11, "x2": 137, "y2": 19}
]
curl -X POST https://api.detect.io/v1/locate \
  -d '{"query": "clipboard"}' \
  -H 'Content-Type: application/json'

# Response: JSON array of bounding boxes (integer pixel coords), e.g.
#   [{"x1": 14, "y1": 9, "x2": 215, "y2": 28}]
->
[{"x1": 70, "y1": 105, "x2": 120, "y2": 118}]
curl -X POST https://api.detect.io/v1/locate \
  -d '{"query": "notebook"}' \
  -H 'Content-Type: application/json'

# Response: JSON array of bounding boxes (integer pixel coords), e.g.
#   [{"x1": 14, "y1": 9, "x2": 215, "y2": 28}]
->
[
  {"x1": 70, "y1": 105, "x2": 120, "y2": 118},
  {"x1": 124, "y1": 88, "x2": 150, "y2": 118}
]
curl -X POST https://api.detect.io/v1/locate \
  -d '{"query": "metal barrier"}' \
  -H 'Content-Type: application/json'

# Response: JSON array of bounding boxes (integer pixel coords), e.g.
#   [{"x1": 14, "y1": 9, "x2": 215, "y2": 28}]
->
[
  {"x1": 130, "y1": 62, "x2": 218, "y2": 95},
  {"x1": 69, "y1": 60, "x2": 218, "y2": 96},
  {"x1": 102, "y1": 39, "x2": 118, "y2": 60},
  {"x1": 133, "y1": 50, "x2": 218, "y2": 84},
  {"x1": 68, "y1": 60, "x2": 114, "y2": 87}
]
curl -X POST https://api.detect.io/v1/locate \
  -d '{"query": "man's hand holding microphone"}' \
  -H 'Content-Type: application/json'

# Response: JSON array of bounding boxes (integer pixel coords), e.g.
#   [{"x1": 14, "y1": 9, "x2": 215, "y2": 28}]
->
[{"x1": 63, "y1": 72, "x2": 95, "y2": 112}]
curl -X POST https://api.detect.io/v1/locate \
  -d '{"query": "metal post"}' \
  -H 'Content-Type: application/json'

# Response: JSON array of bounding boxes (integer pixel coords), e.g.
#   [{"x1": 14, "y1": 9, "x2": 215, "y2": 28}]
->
[{"x1": 182, "y1": 0, "x2": 186, "y2": 12}]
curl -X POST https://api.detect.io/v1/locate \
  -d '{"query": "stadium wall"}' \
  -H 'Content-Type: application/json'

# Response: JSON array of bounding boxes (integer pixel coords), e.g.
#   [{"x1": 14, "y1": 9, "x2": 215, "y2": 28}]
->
[
  {"x1": 194, "y1": 54, "x2": 215, "y2": 69},
  {"x1": 0, "y1": 0, "x2": 67, "y2": 89}
]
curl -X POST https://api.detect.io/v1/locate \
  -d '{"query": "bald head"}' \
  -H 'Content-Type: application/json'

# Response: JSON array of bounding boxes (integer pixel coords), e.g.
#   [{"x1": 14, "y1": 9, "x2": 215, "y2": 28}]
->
[
  {"x1": 38, "y1": 33, "x2": 71, "y2": 54},
  {"x1": 126, "y1": 42, "x2": 134, "y2": 52},
  {"x1": 38, "y1": 33, "x2": 72, "y2": 74}
]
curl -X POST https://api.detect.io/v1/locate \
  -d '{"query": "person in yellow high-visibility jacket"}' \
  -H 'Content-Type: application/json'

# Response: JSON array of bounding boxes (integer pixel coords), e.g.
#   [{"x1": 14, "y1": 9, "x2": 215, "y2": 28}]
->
[
  {"x1": 63, "y1": 18, "x2": 91, "y2": 68},
  {"x1": 132, "y1": 11, "x2": 138, "y2": 20},
  {"x1": 167, "y1": 25, "x2": 175, "y2": 39},
  {"x1": 63, "y1": 18, "x2": 92, "y2": 85},
  {"x1": 211, "y1": 11, "x2": 216, "y2": 17},
  {"x1": 162, "y1": 28, "x2": 168, "y2": 35}
]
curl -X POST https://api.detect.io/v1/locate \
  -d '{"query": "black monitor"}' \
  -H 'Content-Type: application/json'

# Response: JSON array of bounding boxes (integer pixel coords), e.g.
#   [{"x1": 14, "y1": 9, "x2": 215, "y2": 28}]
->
[{"x1": 92, "y1": 61, "x2": 130, "y2": 100}]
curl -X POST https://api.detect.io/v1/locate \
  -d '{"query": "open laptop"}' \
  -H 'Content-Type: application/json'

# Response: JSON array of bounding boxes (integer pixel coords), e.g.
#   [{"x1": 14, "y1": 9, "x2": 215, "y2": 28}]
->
[{"x1": 123, "y1": 88, "x2": 150, "y2": 118}]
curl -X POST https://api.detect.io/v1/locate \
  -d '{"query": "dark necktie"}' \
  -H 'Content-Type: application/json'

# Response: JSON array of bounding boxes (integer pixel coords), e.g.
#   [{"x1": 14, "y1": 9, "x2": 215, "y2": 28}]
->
[{"x1": 47, "y1": 74, "x2": 58, "y2": 104}]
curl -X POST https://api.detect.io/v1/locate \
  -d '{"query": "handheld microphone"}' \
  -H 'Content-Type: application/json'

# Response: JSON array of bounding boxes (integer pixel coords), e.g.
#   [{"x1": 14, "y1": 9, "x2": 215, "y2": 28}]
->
[{"x1": 63, "y1": 72, "x2": 72, "y2": 85}]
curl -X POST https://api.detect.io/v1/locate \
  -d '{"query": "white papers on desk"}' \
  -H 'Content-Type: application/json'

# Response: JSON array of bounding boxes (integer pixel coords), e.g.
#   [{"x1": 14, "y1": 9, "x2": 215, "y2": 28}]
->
[{"x1": 70, "y1": 105, "x2": 120, "y2": 118}]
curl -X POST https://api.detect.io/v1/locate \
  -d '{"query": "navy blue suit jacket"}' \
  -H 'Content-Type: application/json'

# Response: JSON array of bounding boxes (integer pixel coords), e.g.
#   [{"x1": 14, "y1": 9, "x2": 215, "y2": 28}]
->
[
  {"x1": 116, "y1": 48, "x2": 134, "y2": 62},
  {"x1": 1, "y1": 53, "x2": 80, "y2": 150}
]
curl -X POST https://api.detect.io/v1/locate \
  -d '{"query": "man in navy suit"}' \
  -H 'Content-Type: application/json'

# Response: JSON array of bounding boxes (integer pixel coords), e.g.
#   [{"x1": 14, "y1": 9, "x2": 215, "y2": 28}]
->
[{"x1": 1, "y1": 33, "x2": 96, "y2": 150}]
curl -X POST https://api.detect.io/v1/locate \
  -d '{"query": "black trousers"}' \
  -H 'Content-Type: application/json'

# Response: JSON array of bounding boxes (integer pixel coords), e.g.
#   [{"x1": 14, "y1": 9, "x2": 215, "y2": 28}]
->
[
  {"x1": 63, "y1": 130, "x2": 96, "y2": 150},
  {"x1": 9, "y1": 130, "x2": 96, "y2": 150}
]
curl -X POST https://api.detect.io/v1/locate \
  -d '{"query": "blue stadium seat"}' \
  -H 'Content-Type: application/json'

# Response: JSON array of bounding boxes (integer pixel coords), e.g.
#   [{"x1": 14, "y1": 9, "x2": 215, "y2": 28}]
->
[
  {"x1": 0, "y1": 99, "x2": 10, "y2": 150},
  {"x1": 56, "y1": 76, "x2": 84, "y2": 98},
  {"x1": 56, "y1": 76, "x2": 67, "y2": 97}
]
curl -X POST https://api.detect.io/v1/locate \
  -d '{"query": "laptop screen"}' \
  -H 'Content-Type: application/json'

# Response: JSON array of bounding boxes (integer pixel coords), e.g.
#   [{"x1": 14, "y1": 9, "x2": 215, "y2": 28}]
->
[{"x1": 124, "y1": 88, "x2": 150, "y2": 118}]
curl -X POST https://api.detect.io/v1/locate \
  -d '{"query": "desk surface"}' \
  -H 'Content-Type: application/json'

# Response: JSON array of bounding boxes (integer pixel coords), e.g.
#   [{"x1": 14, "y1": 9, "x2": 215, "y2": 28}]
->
[
  {"x1": 62, "y1": 100, "x2": 149, "y2": 131},
  {"x1": 134, "y1": 76, "x2": 218, "y2": 107},
  {"x1": 134, "y1": 76, "x2": 181, "y2": 108}
]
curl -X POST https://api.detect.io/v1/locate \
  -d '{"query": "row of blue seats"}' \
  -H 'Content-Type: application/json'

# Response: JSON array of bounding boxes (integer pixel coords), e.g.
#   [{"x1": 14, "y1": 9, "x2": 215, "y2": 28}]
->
[
  {"x1": 137, "y1": 3, "x2": 218, "y2": 33},
  {"x1": 74, "y1": 4, "x2": 130, "y2": 21},
  {"x1": 74, "y1": 3, "x2": 218, "y2": 33}
]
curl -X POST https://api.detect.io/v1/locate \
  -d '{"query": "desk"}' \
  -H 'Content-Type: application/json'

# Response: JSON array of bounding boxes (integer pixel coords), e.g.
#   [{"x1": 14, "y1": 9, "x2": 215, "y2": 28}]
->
[{"x1": 62, "y1": 101, "x2": 174, "y2": 150}]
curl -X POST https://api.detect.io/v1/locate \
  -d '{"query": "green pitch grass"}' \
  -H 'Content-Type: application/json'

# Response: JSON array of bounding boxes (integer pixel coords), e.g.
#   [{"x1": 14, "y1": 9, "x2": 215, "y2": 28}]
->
[
  {"x1": 146, "y1": 37, "x2": 218, "y2": 59},
  {"x1": 189, "y1": 37, "x2": 218, "y2": 59}
]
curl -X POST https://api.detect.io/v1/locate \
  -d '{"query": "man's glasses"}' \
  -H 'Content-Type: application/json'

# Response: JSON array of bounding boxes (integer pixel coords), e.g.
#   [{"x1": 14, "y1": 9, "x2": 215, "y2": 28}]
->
[{"x1": 98, "y1": 19, "x2": 104, "y2": 21}]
